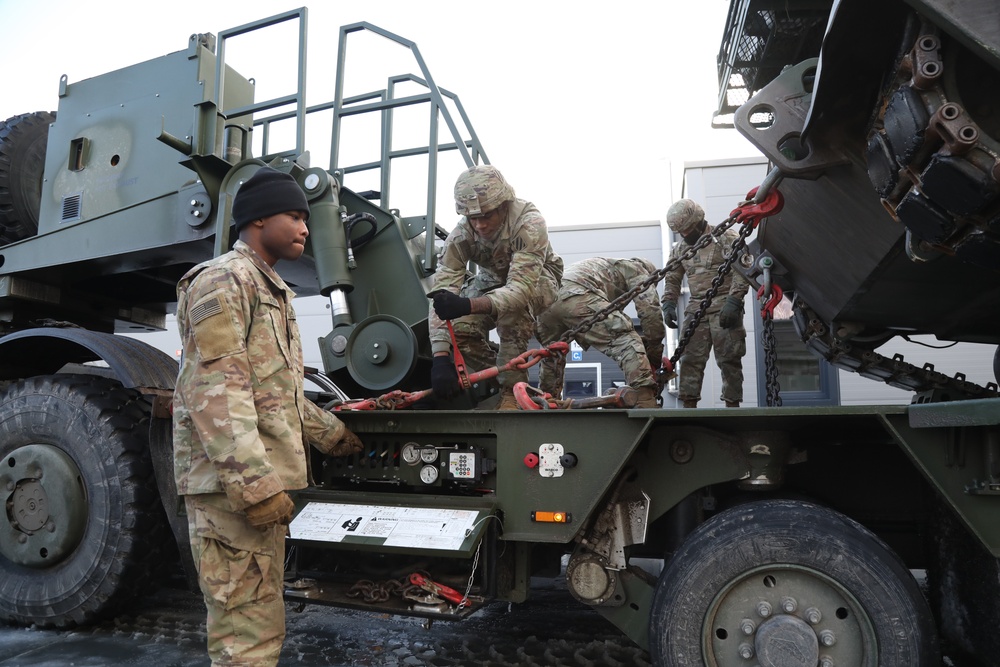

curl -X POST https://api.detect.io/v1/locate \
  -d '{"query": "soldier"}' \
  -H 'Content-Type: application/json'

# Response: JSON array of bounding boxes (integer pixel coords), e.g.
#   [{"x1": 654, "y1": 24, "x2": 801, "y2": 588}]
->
[
  {"x1": 172, "y1": 167, "x2": 363, "y2": 667},
  {"x1": 536, "y1": 257, "x2": 665, "y2": 408},
  {"x1": 661, "y1": 198, "x2": 750, "y2": 408},
  {"x1": 428, "y1": 165, "x2": 563, "y2": 409}
]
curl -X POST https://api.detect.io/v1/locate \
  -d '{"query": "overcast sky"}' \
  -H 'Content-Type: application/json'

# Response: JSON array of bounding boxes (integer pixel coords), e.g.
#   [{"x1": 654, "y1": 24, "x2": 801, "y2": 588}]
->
[{"x1": 0, "y1": 0, "x2": 758, "y2": 228}]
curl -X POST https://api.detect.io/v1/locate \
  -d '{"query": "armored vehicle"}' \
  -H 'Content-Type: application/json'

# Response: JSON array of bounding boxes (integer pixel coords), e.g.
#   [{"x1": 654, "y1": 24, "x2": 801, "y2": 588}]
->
[{"x1": 0, "y1": 3, "x2": 997, "y2": 665}]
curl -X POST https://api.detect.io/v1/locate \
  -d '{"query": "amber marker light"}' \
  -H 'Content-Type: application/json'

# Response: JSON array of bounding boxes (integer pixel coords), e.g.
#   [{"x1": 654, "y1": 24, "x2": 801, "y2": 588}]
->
[{"x1": 531, "y1": 511, "x2": 571, "y2": 523}]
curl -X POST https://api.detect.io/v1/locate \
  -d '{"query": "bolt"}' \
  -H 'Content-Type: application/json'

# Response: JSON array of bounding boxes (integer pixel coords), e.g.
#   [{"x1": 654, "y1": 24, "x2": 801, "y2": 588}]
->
[
  {"x1": 756, "y1": 601, "x2": 772, "y2": 618},
  {"x1": 740, "y1": 619, "x2": 755, "y2": 635},
  {"x1": 819, "y1": 657, "x2": 834, "y2": 667},
  {"x1": 819, "y1": 630, "x2": 836, "y2": 647},
  {"x1": 738, "y1": 643, "x2": 754, "y2": 659},
  {"x1": 17, "y1": 535, "x2": 27, "y2": 544},
  {"x1": 192, "y1": 210, "x2": 202, "y2": 218},
  {"x1": 805, "y1": 607, "x2": 822, "y2": 624},
  {"x1": 5, "y1": 481, "x2": 12, "y2": 491},
  {"x1": 781, "y1": 596, "x2": 797, "y2": 613}
]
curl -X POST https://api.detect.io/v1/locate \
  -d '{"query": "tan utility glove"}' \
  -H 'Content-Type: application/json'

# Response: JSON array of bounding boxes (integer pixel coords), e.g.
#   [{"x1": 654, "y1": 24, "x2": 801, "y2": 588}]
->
[
  {"x1": 322, "y1": 426, "x2": 364, "y2": 457},
  {"x1": 245, "y1": 491, "x2": 296, "y2": 528}
]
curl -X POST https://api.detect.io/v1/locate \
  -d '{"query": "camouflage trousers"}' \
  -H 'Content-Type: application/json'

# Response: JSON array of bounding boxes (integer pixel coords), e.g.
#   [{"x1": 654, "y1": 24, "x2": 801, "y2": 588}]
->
[
  {"x1": 536, "y1": 293, "x2": 655, "y2": 397},
  {"x1": 678, "y1": 310, "x2": 747, "y2": 403},
  {"x1": 452, "y1": 275, "x2": 558, "y2": 389},
  {"x1": 185, "y1": 494, "x2": 286, "y2": 667}
]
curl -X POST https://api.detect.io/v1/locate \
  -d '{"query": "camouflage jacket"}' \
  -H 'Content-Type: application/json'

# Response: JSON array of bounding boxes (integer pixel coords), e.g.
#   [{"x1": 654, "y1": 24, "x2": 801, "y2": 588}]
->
[
  {"x1": 561, "y1": 257, "x2": 666, "y2": 352},
  {"x1": 661, "y1": 225, "x2": 750, "y2": 313},
  {"x1": 429, "y1": 198, "x2": 563, "y2": 354},
  {"x1": 172, "y1": 241, "x2": 347, "y2": 510}
]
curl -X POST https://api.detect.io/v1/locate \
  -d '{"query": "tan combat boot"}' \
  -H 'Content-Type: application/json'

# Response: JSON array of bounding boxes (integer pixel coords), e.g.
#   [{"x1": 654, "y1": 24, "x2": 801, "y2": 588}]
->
[
  {"x1": 682, "y1": 399, "x2": 699, "y2": 409},
  {"x1": 634, "y1": 386, "x2": 658, "y2": 408},
  {"x1": 497, "y1": 388, "x2": 519, "y2": 410}
]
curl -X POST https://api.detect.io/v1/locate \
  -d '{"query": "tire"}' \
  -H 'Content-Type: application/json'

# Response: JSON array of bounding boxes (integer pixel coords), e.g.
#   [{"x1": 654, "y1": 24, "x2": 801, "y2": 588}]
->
[
  {"x1": 0, "y1": 111, "x2": 55, "y2": 244},
  {"x1": 0, "y1": 374, "x2": 171, "y2": 627},
  {"x1": 649, "y1": 499, "x2": 939, "y2": 666},
  {"x1": 993, "y1": 345, "x2": 999, "y2": 386},
  {"x1": 927, "y1": 498, "x2": 1000, "y2": 658}
]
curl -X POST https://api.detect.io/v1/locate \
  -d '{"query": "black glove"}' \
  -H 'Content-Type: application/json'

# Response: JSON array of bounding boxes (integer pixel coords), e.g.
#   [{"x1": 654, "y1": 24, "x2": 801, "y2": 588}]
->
[
  {"x1": 719, "y1": 295, "x2": 744, "y2": 329},
  {"x1": 432, "y1": 291, "x2": 472, "y2": 320},
  {"x1": 430, "y1": 355, "x2": 461, "y2": 399},
  {"x1": 662, "y1": 302, "x2": 678, "y2": 329}
]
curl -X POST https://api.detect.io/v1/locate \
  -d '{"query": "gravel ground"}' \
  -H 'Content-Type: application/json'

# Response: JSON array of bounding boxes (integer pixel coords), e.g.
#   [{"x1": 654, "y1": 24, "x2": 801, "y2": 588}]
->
[
  {"x1": 0, "y1": 574, "x2": 651, "y2": 667},
  {"x1": 0, "y1": 572, "x2": 984, "y2": 666}
]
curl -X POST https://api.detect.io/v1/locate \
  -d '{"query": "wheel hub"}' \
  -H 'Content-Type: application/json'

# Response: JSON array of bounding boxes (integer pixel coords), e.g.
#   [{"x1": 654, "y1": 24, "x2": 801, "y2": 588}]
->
[
  {"x1": 707, "y1": 567, "x2": 872, "y2": 666},
  {"x1": 755, "y1": 614, "x2": 818, "y2": 667},
  {"x1": 10, "y1": 480, "x2": 49, "y2": 532},
  {"x1": 1, "y1": 444, "x2": 88, "y2": 567}
]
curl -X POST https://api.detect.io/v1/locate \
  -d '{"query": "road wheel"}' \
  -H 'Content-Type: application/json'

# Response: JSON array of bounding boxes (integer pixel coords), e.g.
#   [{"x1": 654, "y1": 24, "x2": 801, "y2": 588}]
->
[
  {"x1": 0, "y1": 111, "x2": 54, "y2": 244},
  {"x1": 0, "y1": 374, "x2": 170, "y2": 627},
  {"x1": 649, "y1": 499, "x2": 938, "y2": 666}
]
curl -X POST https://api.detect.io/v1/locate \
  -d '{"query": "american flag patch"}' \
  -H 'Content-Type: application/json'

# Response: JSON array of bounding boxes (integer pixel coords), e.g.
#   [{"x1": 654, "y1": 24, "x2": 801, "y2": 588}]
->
[{"x1": 190, "y1": 297, "x2": 223, "y2": 325}]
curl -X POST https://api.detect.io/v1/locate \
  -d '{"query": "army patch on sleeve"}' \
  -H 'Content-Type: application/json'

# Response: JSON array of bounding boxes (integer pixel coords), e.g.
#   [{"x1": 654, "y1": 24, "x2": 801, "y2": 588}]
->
[
  {"x1": 190, "y1": 297, "x2": 223, "y2": 325},
  {"x1": 190, "y1": 294, "x2": 245, "y2": 361},
  {"x1": 510, "y1": 235, "x2": 527, "y2": 252}
]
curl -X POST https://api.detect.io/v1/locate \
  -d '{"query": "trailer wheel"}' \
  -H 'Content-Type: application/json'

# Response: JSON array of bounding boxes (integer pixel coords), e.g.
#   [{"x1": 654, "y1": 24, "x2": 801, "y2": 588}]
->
[
  {"x1": 927, "y1": 498, "x2": 1000, "y2": 657},
  {"x1": 0, "y1": 111, "x2": 55, "y2": 244},
  {"x1": 0, "y1": 374, "x2": 170, "y2": 627},
  {"x1": 649, "y1": 499, "x2": 938, "y2": 666}
]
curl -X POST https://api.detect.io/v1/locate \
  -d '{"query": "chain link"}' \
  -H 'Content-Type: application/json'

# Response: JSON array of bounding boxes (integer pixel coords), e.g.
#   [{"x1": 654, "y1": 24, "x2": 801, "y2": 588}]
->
[
  {"x1": 556, "y1": 212, "x2": 747, "y2": 350},
  {"x1": 554, "y1": 211, "x2": 758, "y2": 390},
  {"x1": 669, "y1": 219, "x2": 756, "y2": 367},
  {"x1": 760, "y1": 309, "x2": 783, "y2": 406}
]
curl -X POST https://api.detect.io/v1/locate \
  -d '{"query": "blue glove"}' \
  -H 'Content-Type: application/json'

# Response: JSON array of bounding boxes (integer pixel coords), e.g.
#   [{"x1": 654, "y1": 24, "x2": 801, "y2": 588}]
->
[
  {"x1": 430, "y1": 355, "x2": 461, "y2": 398},
  {"x1": 719, "y1": 295, "x2": 744, "y2": 329},
  {"x1": 662, "y1": 302, "x2": 678, "y2": 329},
  {"x1": 432, "y1": 291, "x2": 472, "y2": 320}
]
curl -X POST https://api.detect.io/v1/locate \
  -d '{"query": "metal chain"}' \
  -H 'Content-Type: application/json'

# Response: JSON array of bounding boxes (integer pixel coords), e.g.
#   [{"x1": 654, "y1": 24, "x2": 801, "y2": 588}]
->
[
  {"x1": 669, "y1": 219, "x2": 756, "y2": 366},
  {"x1": 556, "y1": 212, "x2": 749, "y2": 352},
  {"x1": 456, "y1": 539, "x2": 481, "y2": 611},
  {"x1": 760, "y1": 309, "x2": 783, "y2": 406}
]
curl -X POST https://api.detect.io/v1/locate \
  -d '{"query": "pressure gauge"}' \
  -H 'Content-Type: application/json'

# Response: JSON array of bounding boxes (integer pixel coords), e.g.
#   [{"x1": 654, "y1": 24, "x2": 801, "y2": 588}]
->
[
  {"x1": 419, "y1": 464, "x2": 439, "y2": 484},
  {"x1": 419, "y1": 447, "x2": 439, "y2": 463},
  {"x1": 401, "y1": 443, "x2": 421, "y2": 465}
]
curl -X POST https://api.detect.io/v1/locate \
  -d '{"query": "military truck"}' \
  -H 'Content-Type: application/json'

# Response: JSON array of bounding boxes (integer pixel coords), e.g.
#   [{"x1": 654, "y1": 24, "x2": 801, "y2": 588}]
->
[{"x1": 0, "y1": 3, "x2": 997, "y2": 665}]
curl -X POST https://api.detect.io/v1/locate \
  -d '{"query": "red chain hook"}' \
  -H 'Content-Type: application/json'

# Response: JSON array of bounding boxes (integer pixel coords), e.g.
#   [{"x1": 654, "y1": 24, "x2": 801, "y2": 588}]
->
[
  {"x1": 757, "y1": 283, "x2": 784, "y2": 319},
  {"x1": 730, "y1": 186, "x2": 784, "y2": 226},
  {"x1": 334, "y1": 341, "x2": 571, "y2": 411}
]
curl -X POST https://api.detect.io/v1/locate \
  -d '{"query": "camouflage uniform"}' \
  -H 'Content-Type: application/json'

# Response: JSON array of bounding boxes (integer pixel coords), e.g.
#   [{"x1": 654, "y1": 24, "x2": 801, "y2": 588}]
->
[
  {"x1": 662, "y1": 225, "x2": 750, "y2": 404},
  {"x1": 429, "y1": 199, "x2": 563, "y2": 389},
  {"x1": 173, "y1": 240, "x2": 350, "y2": 667},
  {"x1": 537, "y1": 257, "x2": 665, "y2": 402}
]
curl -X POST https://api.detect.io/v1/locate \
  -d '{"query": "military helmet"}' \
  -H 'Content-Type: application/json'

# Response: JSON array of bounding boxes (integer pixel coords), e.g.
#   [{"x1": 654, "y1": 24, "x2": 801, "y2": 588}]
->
[
  {"x1": 454, "y1": 165, "x2": 515, "y2": 217},
  {"x1": 666, "y1": 199, "x2": 706, "y2": 235}
]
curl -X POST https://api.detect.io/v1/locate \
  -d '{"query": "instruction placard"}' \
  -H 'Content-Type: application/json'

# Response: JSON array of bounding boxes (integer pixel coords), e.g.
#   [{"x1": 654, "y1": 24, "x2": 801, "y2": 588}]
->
[{"x1": 289, "y1": 502, "x2": 480, "y2": 550}]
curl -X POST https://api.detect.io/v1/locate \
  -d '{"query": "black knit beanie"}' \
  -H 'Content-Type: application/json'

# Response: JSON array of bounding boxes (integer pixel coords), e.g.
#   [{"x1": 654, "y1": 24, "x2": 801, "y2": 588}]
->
[{"x1": 232, "y1": 167, "x2": 310, "y2": 231}]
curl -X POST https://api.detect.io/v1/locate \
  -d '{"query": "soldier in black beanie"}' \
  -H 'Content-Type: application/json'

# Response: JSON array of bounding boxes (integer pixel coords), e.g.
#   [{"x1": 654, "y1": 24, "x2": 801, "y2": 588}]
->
[
  {"x1": 232, "y1": 166, "x2": 311, "y2": 232},
  {"x1": 173, "y1": 164, "x2": 362, "y2": 667}
]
